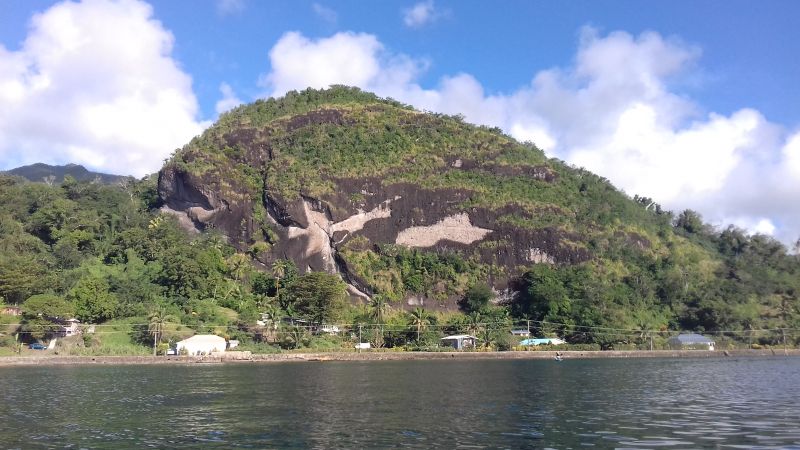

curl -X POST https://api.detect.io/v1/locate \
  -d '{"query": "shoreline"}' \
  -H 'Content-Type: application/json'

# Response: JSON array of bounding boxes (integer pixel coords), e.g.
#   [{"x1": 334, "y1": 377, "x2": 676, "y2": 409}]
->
[{"x1": 1, "y1": 348, "x2": 798, "y2": 366}]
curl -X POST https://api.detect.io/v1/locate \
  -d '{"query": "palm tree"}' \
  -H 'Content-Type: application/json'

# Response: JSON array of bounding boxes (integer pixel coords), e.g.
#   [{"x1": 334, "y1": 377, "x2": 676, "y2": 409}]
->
[
  {"x1": 272, "y1": 259, "x2": 294, "y2": 305},
  {"x1": 407, "y1": 307, "x2": 432, "y2": 342},
  {"x1": 369, "y1": 295, "x2": 389, "y2": 348},
  {"x1": 466, "y1": 311, "x2": 483, "y2": 336},
  {"x1": 369, "y1": 295, "x2": 389, "y2": 324},
  {"x1": 227, "y1": 253, "x2": 250, "y2": 282},
  {"x1": 147, "y1": 307, "x2": 174, "y2": 356}
]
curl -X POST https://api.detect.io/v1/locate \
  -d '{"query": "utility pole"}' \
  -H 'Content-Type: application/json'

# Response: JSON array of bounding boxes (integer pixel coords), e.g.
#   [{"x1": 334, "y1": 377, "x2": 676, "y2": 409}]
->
[
  {"x1": 358, "y1": 324, "x2": 362, "y2": 354},
  {"x1": 783, "y1": 328, "x2": 787, "y2": 355},
  {"x1": 649, "y1": 332, "x2": 653, "y2": 351}
]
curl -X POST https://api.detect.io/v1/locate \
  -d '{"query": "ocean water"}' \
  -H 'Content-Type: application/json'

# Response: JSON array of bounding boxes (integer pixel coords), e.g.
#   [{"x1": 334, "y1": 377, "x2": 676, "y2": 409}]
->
[{"x1": 1, "y1": 357, "x2": 799, "y2": 448}]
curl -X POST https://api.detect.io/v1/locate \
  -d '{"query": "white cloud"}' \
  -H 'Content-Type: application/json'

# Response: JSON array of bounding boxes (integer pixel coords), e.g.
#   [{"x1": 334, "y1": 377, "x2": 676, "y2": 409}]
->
[
  {"x1": 312, "y1": 3, "x2": 338, "y2": 24},
  {"x1": 215, "y1": 82, "x2": 243, "y2": 115},
  {"x1": 403, "y1": 1, "x2": 438, "y2": 28},
  {"x1": 727, "y1": 217, "x2": 776, "y2": 236},
  {"x1": 216, "y1": 0, "x2": 245, "y2": 16},
  {"x1": 0, "y1": 0, "x2": 204, "y2": 177},
  {"x1": 261, "y1": 31, "x2": 424, "y2": 97},
  {"x1": 260, "y1": 29, "x2": 800, "y2": 244}
]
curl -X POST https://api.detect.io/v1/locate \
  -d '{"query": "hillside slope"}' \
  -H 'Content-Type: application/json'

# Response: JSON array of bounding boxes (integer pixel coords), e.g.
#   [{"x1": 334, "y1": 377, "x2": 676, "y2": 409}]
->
[{"x1": 157, "y1": 87, "x2": 799, "y2": 343}]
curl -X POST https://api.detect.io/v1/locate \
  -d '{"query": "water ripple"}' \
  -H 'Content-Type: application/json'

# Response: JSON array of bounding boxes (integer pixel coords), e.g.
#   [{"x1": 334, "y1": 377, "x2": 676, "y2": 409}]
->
[{"x1": 0, "y1": 358, "x2": 799, "y2": 448}]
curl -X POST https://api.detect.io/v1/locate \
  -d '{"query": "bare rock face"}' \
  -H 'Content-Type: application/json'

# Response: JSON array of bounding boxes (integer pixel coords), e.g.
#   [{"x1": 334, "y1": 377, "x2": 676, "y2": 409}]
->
[{"x1": 159, "y1": 157, "x2": 589, "y2": 301}]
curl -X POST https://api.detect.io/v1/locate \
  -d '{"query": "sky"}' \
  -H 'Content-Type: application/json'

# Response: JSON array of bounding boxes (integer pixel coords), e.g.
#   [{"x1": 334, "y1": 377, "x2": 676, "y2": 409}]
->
[{"x1": 1, "y1": 0, "x2": 800, "y2": 246}]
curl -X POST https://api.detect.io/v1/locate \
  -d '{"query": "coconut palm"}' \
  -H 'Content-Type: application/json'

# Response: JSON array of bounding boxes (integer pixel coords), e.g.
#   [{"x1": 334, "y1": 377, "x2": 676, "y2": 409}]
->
[
  {"x1": 466, "y1": 311, "x2": 483, "y2": 336},
  {"x1": 147, "y1": 307, "x2": 175, "y2": 356},
  {"x1": 369, "y1": 295, "x2": 389, "y2": 323},
  {"x1": 272, "y1": 259, "x2": 295, "y2": 306},
  {"x1": 226, "y1": 253, "x2": 250, "y2": 282},
  {"x1": 369, "y1": 295, "x2": 389, "y2": 348},
  {"x1": 407, "y1": 307, "x2": 432, "y2": 342}
]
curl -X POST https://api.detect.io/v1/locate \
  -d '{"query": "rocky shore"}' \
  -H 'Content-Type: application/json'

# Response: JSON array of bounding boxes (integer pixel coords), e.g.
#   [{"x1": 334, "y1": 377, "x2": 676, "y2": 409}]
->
[{"x1": 1, "y1": 348, "x2": 798, "y2": 366}]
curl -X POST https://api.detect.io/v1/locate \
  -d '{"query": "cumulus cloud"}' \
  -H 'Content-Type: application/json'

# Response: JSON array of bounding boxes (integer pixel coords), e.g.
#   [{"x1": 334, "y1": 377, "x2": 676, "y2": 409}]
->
[
  {"x1": 403, "y1": 1, "x2": 438, "y2": 28},
  {"x1": 0, "y1": 0, "x2": 204, "y2": 177},
  {"x1": 260, "y1": 29, "x2": 800, "y2": 244},
  {"x1": 312, "y1": 3, "x2": 338, "y2": 24},
  {"x1": 215, "y1": 82, "x2": 243, "y2": 115},
  {"x1": 261, "y1": 31, "x2": 424, "y2": 97}
]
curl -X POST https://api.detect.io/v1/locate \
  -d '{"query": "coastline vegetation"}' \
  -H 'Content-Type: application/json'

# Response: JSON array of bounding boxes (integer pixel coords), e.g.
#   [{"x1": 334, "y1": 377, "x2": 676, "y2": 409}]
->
[{"x1": 1, "y1": 87, "x2": 799, "y2": 356}]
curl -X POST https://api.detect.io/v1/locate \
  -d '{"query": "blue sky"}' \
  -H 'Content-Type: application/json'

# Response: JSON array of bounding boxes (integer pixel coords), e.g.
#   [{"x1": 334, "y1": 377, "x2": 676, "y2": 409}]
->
[{"x1": 1, "y1": 0, "x2": 800, "y2": 245}]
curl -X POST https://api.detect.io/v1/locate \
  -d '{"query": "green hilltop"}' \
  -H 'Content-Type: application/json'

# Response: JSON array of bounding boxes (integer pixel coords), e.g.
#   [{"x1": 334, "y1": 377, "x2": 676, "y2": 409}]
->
[{"x1": 1, "y1": 86, "x2": 798, "y2": 354}]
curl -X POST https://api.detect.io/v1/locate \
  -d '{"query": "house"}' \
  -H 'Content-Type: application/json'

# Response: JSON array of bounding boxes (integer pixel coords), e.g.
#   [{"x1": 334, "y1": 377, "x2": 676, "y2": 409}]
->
[
  {"x1": 176, "y1": 334, "x2": 227, "y2": 355},
  {"x1": 519, "y1": 337, "x2": 566, "y2": 346},
  {"x1": 668, "y1": 333, "x2": 715, "y2": 351},
  {"x1": 441, "y1": 334, "x2": 478, "y2": 350},
  {"x1": 317, "y1": 324, "x2": 340, "y2": 335},
  {"x1": 58, "y1": 318, "x2": 81, "y2": 337},
  {"x1": 511, "y1": 329, "x2": 531, "y2": 337},
  {"x1": 1, "y1": 306, "x2": 21, "y2": 316}
]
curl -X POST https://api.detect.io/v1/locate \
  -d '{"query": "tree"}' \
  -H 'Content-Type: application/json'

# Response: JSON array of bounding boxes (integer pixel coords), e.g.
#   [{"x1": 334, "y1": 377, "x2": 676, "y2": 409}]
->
[
  {"x1": 67, "y1": 275, "x2": 119, "y2": 323},
  {"x1": 0, "y1": 254, "x2": 49, "y2": 304},
  {"x1": 466, "y1": 311, "x2": 483, "y2": 336},
  {"x1": 514, "y1": 265, "x2": 570, "y2": 322},
  {"x1": 461, "y1": 283, "x2": 494, "y2": 313},
  {"x1": 272, "y1": 259, "x2": 298, "y2": 307},
  {"x1": 368, "y1": 295, "x2": 390, "y2": 348},
  {"x1": 21, "y1": 293, "x2": 75, "y2": 340},
  {"x1": 284, "y1": 272, "x2": 346, "y2": 324},
  {"x1": 676, "y1": 209, "x2": 706, "y2": 235},
  {"x1": 147, "y1": 307, "x2": 175, "y2": 356},
  {"x1": 226, "y1": 253, "x2": 251, "y2": 282},
  {"x1": 407, "y1": 307, "x2": 433, "y2": 342},
  {"x1": 369, "y1": 294, "x2": 389, "y2": 324}
]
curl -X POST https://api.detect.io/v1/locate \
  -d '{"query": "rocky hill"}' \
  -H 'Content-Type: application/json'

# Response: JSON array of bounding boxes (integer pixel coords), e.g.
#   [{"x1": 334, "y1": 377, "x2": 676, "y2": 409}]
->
[
  {"x1": 158, "y1": 87, "x2": 675, "y2": 304},
  {"x1": 0, "y1": 86, "x2": 795, "y2": 350}
]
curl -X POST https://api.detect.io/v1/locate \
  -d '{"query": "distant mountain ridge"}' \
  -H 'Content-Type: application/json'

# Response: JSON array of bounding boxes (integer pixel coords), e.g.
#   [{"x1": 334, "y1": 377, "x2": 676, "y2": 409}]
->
[{"x1": 4, "y1": 163, "x2": 129, "y2": 184}]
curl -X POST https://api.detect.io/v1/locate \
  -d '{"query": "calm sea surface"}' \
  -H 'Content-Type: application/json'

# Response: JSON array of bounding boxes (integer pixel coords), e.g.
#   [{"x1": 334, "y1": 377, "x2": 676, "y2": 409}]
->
[{"x1": 1, "y1": 357, "x2": 799, "y2": 449}]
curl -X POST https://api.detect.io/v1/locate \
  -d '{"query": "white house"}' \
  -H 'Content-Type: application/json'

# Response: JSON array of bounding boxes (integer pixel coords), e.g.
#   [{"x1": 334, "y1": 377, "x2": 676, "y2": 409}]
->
[
  {"x1": 59, "y1": 318, "x2": 81, "y2": 337},
  {"x1": 176, "y1": 335, "x2": 227, "y2": 355},
  {"x1": 441, "y1": 334, "x2": 478, "y2": 350},
  {"x1": 667, "y1": 333, "x2": 715, "y2": 351}
]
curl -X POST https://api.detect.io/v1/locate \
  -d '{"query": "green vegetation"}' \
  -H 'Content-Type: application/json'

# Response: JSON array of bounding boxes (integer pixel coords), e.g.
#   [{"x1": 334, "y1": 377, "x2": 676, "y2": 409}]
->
[{"x1": 1, "y1": 87, "x2": 799, "y2": 354}]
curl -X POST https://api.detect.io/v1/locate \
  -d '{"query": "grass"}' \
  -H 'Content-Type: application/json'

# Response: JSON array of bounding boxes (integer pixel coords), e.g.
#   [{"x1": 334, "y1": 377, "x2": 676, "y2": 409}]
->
[{"x1": 60, "y1": 317, "x2": 151, "y2": 356}]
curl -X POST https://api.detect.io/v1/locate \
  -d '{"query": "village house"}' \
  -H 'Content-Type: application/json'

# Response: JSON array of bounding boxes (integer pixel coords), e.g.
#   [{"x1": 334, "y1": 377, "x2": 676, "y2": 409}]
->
[
  {"x1": 668, "y1": 333, "x2": 715, "y2": 351},
  {"x1": 1, "y1": 306, "x2": 21, "y2": 316},
  {"x1": 441, "y1": 334, "x2": 478, "y2": 350},
  {"x1": 58, "y1": 318, "x2": 81, "y2": 337},
  {"x1": 176, "y1": 334, "x2": 227, "y2": 355}
]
